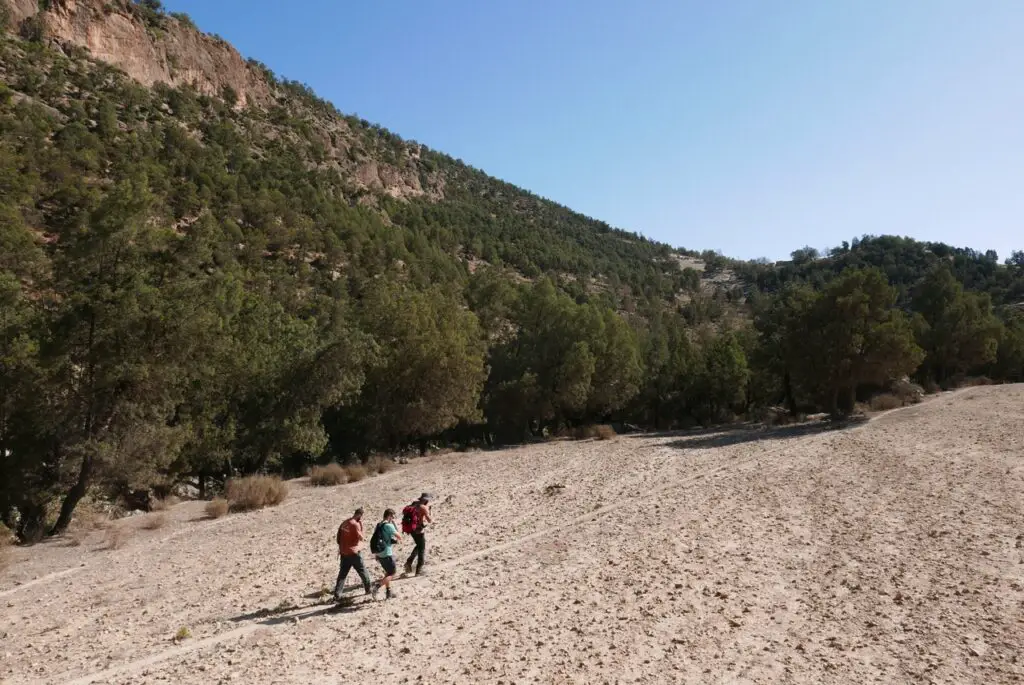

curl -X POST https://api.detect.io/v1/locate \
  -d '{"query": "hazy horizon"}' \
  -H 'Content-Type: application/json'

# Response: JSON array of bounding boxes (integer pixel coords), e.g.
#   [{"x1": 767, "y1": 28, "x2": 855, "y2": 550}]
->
[{"x1": 162, "y1": 0, "x2": 1023, "y2": 262}]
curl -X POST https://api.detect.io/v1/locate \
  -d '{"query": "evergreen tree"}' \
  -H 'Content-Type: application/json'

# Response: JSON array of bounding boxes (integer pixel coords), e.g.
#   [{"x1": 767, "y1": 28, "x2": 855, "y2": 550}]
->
[{"x1": 911, "y1": 265, "x2": 1001, "y2": 384}]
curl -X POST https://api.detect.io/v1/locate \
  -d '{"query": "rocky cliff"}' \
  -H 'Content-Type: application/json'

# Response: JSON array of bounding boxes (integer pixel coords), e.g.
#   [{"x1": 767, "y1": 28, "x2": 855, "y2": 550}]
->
[
  {"x1": 0, "y1": 0, "x2": 447, "y2": 199},
  {"x1": 4, "y1": 0, "x2": 272, "y2": 107}
]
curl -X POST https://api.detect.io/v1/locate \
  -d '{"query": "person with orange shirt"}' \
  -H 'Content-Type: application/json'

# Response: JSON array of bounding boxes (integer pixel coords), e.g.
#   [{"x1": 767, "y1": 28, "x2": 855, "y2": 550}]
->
[{"x1": 333, "y1": 507, "x2": 372, "y2": 601}]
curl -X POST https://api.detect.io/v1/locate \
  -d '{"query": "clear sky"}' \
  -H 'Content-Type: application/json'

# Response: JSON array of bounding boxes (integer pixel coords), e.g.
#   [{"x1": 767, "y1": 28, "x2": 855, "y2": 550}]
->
[{"x1": 160, "y1": 0, "x2": 1023, "y2": 262}]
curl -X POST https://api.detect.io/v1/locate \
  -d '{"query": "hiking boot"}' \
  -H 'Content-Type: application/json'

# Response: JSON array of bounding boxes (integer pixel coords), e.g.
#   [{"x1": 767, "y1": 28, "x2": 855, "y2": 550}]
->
[
  {"x1": 386, "y1": 589, "x2": 396, "y2": 600},
  {"x1": 403, "y1": 561, "x2": 413, "y2": 575},
  {"x1": 371, "y1": 583, "x2": 380, "y2": 601}
]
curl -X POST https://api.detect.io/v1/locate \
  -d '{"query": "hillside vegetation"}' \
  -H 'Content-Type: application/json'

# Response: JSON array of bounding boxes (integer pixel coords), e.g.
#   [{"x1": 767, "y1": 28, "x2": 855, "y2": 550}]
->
[{"x1": 1, "y1": 0, "x2": 1022, "y2": 541}]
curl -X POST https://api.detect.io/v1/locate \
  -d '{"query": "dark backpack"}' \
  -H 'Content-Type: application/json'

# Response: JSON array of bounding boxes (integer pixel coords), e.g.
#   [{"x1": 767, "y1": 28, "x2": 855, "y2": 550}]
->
[
  {"x1": 369, "y1": 521, "x2": 387, "y2": 554},
  {"x1": 401, "y1": 502, "x2": 421, "y2": 534}
]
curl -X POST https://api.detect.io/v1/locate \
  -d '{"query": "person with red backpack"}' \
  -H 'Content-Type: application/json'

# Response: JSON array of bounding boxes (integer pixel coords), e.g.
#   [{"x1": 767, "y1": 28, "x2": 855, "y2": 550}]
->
[
  {"x1": 333, "y1": 507, "x2": 372, "y2": 601},
  {"x1": 401, "y1": 493, "x2": 432, "y2": 576}
]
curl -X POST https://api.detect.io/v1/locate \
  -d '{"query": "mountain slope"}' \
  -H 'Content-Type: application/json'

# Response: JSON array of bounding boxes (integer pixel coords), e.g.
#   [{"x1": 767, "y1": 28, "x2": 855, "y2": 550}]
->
[{"x1": 2, "y1": 0, "x2": 691, "y2": 302}]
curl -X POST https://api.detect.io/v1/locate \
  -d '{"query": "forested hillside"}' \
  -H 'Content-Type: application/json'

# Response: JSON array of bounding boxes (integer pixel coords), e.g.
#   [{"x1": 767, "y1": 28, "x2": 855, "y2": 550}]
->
[{"x1": 1, "y1": 0, "x2": 1022, "y2": 542}]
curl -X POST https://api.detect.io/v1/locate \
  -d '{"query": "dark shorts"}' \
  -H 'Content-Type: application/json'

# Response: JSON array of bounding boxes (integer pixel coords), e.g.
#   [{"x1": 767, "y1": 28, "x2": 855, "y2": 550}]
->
[{"x1": 377, "y1": 555, "x2": 397, "y2": 576}]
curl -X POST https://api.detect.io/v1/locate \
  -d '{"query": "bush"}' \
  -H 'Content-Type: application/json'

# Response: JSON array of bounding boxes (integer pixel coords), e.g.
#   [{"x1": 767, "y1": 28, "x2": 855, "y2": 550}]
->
[
  {"x1": 205, "y1": 498, "x2": 229, "y2": 519},
  {"x1": 0, "y1": 524, "x2": 12, "y2": 571},
  {"x1": 104, "y1": 527, "x2": 127, "y2": 550},
  {"x1": 892, "y1": 379, "x2": 925, "y2": 405},
  {"x1": 141, "y1": 513, "x2": 167, "y2": 530},
  {"x1": 869, "y1": 393, "x2": 903, "y2": 411},
  {"x1": 225, "y1": 476, "x2": 289, "y2": 512},
  {"x1": 573, "y1": 425, "x2": 617, "y2": 440},
  {"x1": 344, "y1": 465, "x2": 367, "y2": 482},
  {"x1": 71, "y1": 504, "x2": 112, "y2": 531},
  {"x1": 149, "y1": 496, "x2": 179, "y2": 511},
  {"x1": 309, "y1": 463, "x2": 347, "y2": 487},
  {"x1": 368, "y1": 456, "x2": 394, "y2": 475}
]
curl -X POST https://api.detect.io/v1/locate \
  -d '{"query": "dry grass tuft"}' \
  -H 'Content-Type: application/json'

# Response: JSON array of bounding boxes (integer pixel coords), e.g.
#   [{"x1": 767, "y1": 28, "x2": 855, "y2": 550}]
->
[
  {"x1": 368, "y1": 456, "x2": 395, "y2": 475},
  {"x1": 149, "y1": 496, "x2": 179, "y2": 512},
  {"x1": 344, "y1": 464, "x2": 367, "y2": 483},
  {"x1": 103, "y1": 526, "x2": 127, "y2": 550},
  {"x1": 205, "y1": 498, "x2": 229, "y2": 519},
  {"x1": 173, "y1": 626, "x2": 191, "y2": 642},
  {"x1": 308, "y1": 463, "x2": 348, "y2": 487},
  {"x1": 141, "y1": 513, "x2": 167, "y2": 530},
  {"x1": 226, "y1": 476, "x2": 288, "y2": 512},
  {"x1": 869, "y1": 393, "x2": 903, "y2": 411},
  {"x1": 573, "y1": 424, "x2": 617, "y2": 440},
  {"x1": 71, "y1": 503, "x2": 113, "y2": 532}
]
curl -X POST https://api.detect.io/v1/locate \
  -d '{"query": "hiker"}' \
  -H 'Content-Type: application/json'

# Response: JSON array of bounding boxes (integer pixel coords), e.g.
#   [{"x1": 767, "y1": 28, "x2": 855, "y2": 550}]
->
[
  {"x1": 334, "y1": 507, "x2": 372, "y2": 601},
  {"x1": 369, "y1": 508, "x2": 401, "y2": 599},
  {"x1": 402, "y1": 493, "x2": 432, "y2": 576}
]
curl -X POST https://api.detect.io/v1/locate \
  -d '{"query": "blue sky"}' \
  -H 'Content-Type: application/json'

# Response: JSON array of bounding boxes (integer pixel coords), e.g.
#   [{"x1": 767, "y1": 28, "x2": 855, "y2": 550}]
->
[{"x1": 161, "y1": 0, "x2": 1023, "y2": 262}]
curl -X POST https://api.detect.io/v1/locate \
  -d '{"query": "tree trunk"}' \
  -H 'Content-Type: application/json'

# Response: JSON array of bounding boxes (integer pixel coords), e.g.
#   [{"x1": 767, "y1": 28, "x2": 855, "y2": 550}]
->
[
  {"x1": 50, "y1": 452, "x2": 94, "y2": 535},
  {"x1": 828, "y1": 386, "x2": 840, "y2": 417},
  {"x1": 783, "y1": 370, "x2": 797, "y2": 415},
  {"x1": 198, "y1": 471, "x2": 207, "y2": 500}
]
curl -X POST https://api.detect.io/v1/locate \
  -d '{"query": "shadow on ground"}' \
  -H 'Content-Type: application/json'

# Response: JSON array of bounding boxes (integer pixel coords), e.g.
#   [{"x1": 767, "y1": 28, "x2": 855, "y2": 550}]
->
[
  {"x1": 228, "y1": 595, "x2": 373, "y2": 626},
  {"x1": 652, "y1": 416, "x2": 868, "y2": 451}
]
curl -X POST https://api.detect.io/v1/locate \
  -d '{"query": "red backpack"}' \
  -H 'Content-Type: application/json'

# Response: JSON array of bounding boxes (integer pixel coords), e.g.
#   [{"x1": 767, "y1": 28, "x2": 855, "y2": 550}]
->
[{"x1": 401, "y1": 502, "x2": 421, "y2": 534}]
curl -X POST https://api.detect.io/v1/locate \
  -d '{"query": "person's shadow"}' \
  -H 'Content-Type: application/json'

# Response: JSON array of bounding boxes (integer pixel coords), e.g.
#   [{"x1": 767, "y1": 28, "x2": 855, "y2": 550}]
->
[{"x1": 228, "y1": 594, "x2": 373, "y2": 626}]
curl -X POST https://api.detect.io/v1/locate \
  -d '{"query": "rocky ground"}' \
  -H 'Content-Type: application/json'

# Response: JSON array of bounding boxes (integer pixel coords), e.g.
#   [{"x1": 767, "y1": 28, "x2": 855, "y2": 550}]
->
[{"x1": 2, "y1": 385, "x2": 1022, "y2": 685}]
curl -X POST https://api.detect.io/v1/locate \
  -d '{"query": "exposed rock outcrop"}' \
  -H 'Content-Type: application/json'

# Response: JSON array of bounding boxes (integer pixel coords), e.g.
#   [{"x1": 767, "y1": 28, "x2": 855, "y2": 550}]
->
[{"x1": 5, "y1": 0, "x2": 272, "y2": 107}]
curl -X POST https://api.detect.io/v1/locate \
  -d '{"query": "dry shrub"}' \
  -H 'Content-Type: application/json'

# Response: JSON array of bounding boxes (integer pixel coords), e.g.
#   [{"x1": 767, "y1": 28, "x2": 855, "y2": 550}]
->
[
  {"x1": 149, "y1": 496, "x2": 179, "y2": 512},
  {"x1": 960, "y1": 376, "x2": 994, "y2": 388},
  {"x1": 308, "y1": 463, "x2": 347, "y2": 487},
  {"x1": 205, "y1": 498, "x2": 229, "y2": 519},
  {"x1": 72, "y1": 507, "x2": 112, "y2": 532},
  {"x1": 344, "y1": 465, "x2": 367, "y2": 483},
  {"x1": 103, "y1": 526, "x2": 127, "y2": 550},
  {"x1": 892, "y1": 379, "x2": 925, "y2": 405},
  {"x1": 869, "y1": 393, "x2": 903, "y2": 411},
  {"x1": 141, "y1": 513, "x2": 167, "y2": 530},
  {"x1": 368, "y1": 456, "x2": 395, "y2": 475},
  {"x1": 922, "y1": 378, "x2": 941, "y2": 394},
  {"x1": 226, "y1": 475, "x2": 288, "y2": 512},
  {"x1": 573, "y1": 425, "x2": 616, "y2": 440}
]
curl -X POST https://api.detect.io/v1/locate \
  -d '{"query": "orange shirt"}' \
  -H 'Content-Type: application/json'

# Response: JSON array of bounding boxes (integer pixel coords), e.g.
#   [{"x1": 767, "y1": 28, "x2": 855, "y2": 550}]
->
[{"x1": 337, "y1": 518, "x2": 363, "y2": 555}]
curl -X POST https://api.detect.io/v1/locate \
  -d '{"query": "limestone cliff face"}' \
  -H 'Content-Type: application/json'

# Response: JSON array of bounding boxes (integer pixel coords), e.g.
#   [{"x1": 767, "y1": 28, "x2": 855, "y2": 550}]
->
[
  {"x1": 4, "y1": 0, "x2": 272, "y2": 107},
  {"x1": 1, "y1": 0, "x2": 443, "y2": 200},
  {"x1": 3, "y1": 0, "x2": 35, "y2": 26}
]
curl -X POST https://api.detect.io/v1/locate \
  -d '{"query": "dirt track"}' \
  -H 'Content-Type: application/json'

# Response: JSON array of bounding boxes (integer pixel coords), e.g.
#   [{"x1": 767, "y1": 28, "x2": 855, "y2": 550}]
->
[{"x1": 2, "y1": 385, "x2": 1023, "y2": 684}]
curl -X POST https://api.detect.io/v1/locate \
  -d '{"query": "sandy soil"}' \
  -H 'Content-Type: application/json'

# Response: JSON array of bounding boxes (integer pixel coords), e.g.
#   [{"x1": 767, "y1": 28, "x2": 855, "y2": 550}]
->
[{"x1": 2, "y1": 385, "x2": 1022, "y2": 685}]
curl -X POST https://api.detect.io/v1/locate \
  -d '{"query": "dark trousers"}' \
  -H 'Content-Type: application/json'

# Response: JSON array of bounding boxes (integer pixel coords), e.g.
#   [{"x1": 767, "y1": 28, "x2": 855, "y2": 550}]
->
[
  {"x1": 406, "y1": 532, "x2": 426, "y2": 573},
  {"x1": 335, "y1": 552, "x2": 371, "y2": 596}
]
